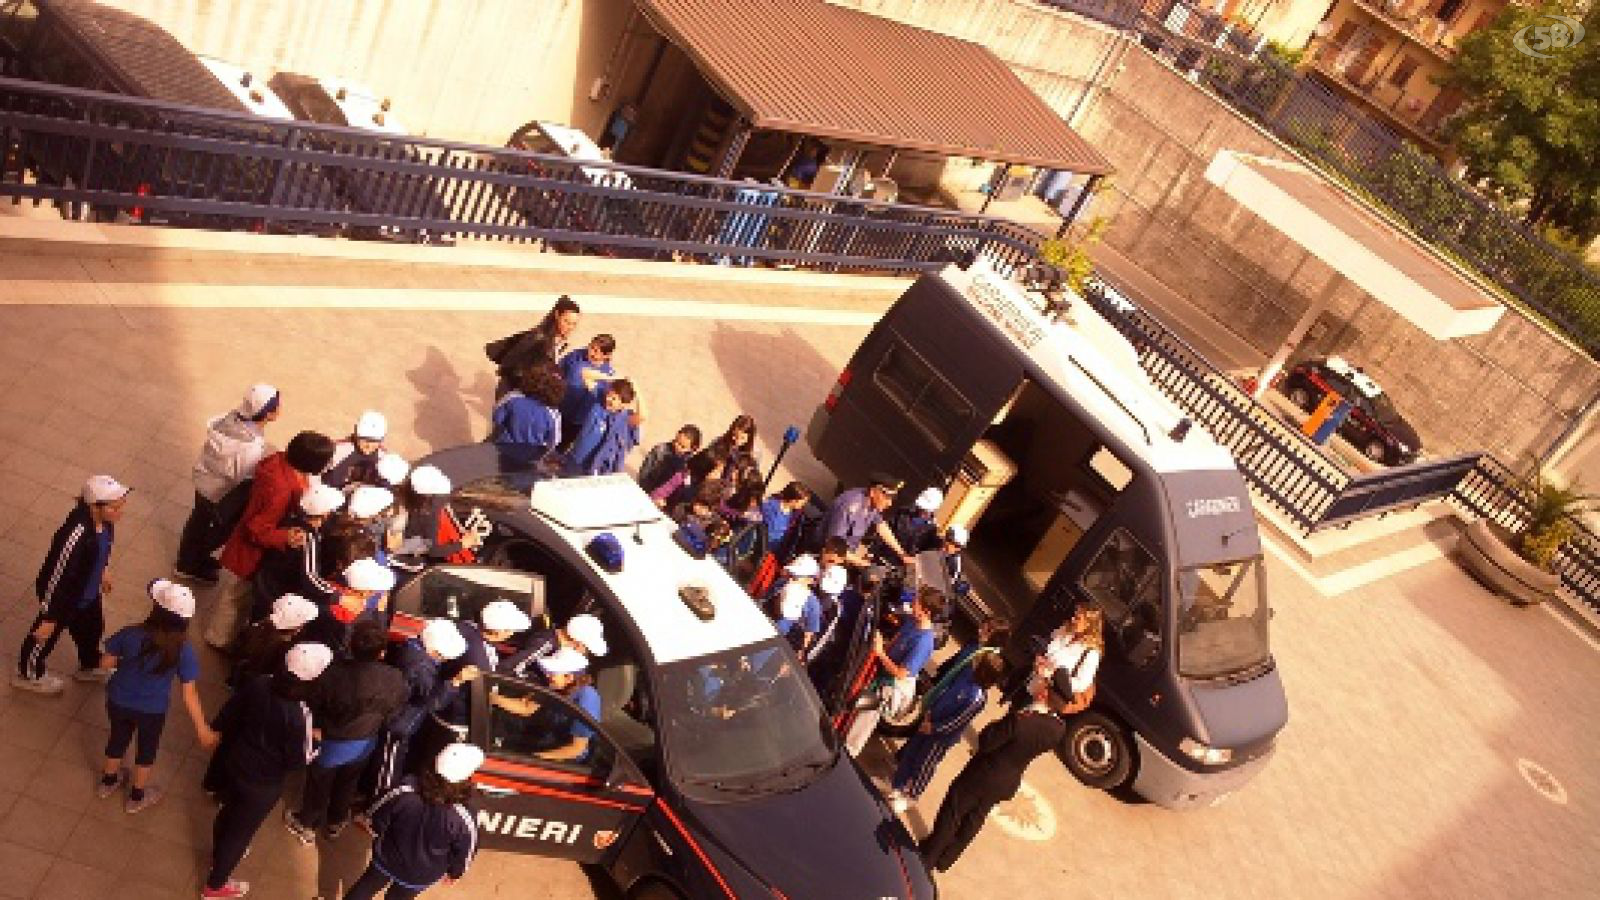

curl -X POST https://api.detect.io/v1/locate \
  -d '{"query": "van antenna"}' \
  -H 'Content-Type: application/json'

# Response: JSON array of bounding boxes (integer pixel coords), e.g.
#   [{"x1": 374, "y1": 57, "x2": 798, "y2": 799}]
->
[
  {"x1": 633, "y1": 521, "x2": 644, "y2": 544},
  {"x1": 1169, "y1": 417, "x2": 1192, "y2": 442}
]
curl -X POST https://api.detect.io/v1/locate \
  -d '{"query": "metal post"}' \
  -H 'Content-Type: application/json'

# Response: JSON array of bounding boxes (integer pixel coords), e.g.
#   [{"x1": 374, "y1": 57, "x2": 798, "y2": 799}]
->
[
  {"x1": 713, "y1": 118, "x2": 751, "y2": 180},
  {"x1": 979, "y1": 163, "x2": 1009, "y2": 215}
]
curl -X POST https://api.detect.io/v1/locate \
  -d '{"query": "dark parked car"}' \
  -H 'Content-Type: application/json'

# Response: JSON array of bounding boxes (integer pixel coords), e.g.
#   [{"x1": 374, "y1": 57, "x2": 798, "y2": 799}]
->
[
  {"x1": 385, "y1": 444, "x2": 935, "y2": 900},
  {"x1": 1279, "y1": 356, "x2": 1421, "y2": 465},
  {"x1": 501, "y1": 120, "x2": 655, "y2": 258}
]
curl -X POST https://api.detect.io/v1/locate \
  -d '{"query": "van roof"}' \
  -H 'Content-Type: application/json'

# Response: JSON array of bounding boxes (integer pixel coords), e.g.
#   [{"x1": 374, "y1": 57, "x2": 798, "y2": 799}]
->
[
  {"x1": 528, "y1": 475, "x2": 777, "y2": 665},
  {"x1": 938, "y1": 263, "x2": 1238, "y2": 476}
]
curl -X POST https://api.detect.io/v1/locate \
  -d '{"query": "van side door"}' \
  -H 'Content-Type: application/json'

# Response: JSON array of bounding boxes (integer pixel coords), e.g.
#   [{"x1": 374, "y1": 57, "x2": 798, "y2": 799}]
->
[{"x1": 469, "y1": 674, "x2": 653, "y2": 863}]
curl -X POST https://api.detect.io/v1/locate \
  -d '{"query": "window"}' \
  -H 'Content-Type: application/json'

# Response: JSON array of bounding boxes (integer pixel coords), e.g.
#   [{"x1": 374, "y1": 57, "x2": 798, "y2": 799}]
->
[
  {"x1": 1176, "y1": 558, "x2": 1270, "y2": 679},
  {"x1": 872, "y1": 343, "x2": 974, "y2": 449},
  {"x1": 1433, "y1": 0, "x2": 1465, "y2": 22},
  {"x1": 1387, "y1": 56, "x2": 1419, "y2": 89},
  {"x1": 486, "y1": 677, "x2": 615, "y2": 776},
  {"x1": 397, "y1": 566, "x2": 546, "y2": 629},
  {"x1": 1081, "y1": 529, "x2": 1161, "y2": 625},
  {"x1": 1087, "y1": 445, "x2": 1134, "y2": 492}
]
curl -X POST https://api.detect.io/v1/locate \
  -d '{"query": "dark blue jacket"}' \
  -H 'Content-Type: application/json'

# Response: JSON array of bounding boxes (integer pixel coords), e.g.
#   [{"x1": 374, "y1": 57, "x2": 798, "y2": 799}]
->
[
  {"x1": 567, "y1": 405, "x2": 639, "y2": 476},
  {"x1": 386, "y1": 639, "x2": 459, "y2": 737},
  {"x1": 368, "y1": 777, "x2": 478, "y2": 887},
  {"x1": 491, "y1": 393, "x2": 561, "y2": 465},
  {"x1": 35, "y1": 502, "x2": 111, "y2": 619},
  {"x1": 214, "y1": 674, "x2": 315, "y2": 786}
]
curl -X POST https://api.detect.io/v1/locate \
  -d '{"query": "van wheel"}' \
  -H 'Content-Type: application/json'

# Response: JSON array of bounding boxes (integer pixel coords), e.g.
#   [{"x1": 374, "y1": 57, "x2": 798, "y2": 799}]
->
[
  {"x1": 1362, "y1": 440, "x2": 1389, "y2": 464},
  {"x1": 1058, "y1": 711, "x2": 1134, "y2": 790},
  {"x1": 1286, "y1": 386, "x2": 1312, "y2": 410}
]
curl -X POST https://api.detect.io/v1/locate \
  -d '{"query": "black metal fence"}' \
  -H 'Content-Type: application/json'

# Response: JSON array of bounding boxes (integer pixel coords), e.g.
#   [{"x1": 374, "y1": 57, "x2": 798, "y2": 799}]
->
[{"x1": 0, "y1": 76, "x2": 1042, "y2": 275}]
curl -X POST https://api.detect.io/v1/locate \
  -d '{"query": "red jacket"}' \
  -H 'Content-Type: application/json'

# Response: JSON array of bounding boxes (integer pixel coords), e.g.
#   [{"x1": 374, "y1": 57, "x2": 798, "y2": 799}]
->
[{"x1": 220, "y1": 452, "x2": 309, "y2": 579}]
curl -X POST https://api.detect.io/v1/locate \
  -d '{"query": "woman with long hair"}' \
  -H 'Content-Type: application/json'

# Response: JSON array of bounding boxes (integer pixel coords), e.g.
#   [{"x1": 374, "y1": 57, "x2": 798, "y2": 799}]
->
[
  {"x1": 96, "y1": 579, "x2": 218, "y2": 813},
  {"x1": 487, "y1": 295, "x2": 582, "y2": 400}
]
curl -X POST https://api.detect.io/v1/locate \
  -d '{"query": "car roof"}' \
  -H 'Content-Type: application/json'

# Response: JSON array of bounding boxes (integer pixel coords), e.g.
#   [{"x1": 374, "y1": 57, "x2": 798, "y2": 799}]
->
[
  {"x1": 528, "y1": 475, "x2": 779, "y2": 666},
  {"x1": 1321, "y1": 356, "x2": 1384, "y2": 399}
]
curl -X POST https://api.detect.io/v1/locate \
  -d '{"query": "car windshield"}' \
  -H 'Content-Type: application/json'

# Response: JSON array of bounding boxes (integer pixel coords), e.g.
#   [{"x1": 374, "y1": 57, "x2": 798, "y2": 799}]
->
[
  {"x1": 1368, "y1": 391, "x2": 1401, "y2": 424},
  {"x1": 1176, "y1": 557, "x2": 1271, "y2": 680},
  {"x1": 657, "y1": 638, "x2": 837, "y2": 801}
]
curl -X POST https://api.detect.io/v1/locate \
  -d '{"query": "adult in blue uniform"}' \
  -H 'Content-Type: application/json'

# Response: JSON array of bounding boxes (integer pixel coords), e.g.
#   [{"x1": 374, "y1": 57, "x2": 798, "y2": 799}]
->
[
  {"x1": 885, "y1": 652, "x2": 1006, "y2": 814},
  {"x1": 202, "y1": 643, "x2": 331, "y2": 899},
  {"x1": 347, "y1": 743, "x2": 484, "y2": 899},
  {"x1": 824, "y1": 474, "x2": 916, "y2": 566},
  {"x1": 491, "y1": 366, "x2": 568, "y2": 467}
]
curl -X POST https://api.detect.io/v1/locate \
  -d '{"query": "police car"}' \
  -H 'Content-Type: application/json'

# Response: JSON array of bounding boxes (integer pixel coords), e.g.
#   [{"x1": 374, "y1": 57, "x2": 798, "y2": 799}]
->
[{"x1": 388, "y1": 443, "x2": 934, "y2": 900}]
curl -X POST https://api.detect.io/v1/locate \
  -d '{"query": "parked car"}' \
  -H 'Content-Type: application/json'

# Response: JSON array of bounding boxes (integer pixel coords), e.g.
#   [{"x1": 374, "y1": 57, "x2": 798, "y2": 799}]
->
[
  {"x1": 385, "y1": 444, "x2": 935, "y2": 900},
  {"x1": 1279, "y1": 356, "x2": 1421, "y2": 465},
  {"x1": 268, "y1": 72, "x2": 455, "y2": 244},
  {"x1": 501, "y1": 120, "x2": 654, "y2": 258}
]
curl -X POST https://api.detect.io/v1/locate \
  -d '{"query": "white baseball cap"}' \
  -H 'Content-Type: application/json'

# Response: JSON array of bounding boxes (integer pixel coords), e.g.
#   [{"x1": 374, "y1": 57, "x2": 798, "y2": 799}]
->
[
  {"x1": 283, "y1": 642, "x2": 333, "y2": 682},
  {"x1": 539, "y1": 645, "x2": 589, "y2": 676},
  {"x1": 945, "y1": 524, "x2": 969, "y2": 548},
  {"x1": 83, "y1": 475, "x2": 131, "y2": 504},
  {"x1": 410, "y1": 464, "x2": 452, "y2": 497},
  {"x1": 481, "y1": 600, "x2": 532, "y2": 634},
  {"x1": 914, "y1": 487, "x2": 944, "y2": 513},
  {"x1": 347, "y1": 486, "x2": 395, "y2": 520},
  {"x1": 300, "y1": 483, "x2": 345, "y2": 517},
  {"x1": 269, "y1": 594, "x2": 320, "y2": 631},
  {"x1": 354, "y1": 410, "x2": 388, "y2": 441},
  {"x1": 421, "y1": 619, "x2": 467, "y2": 660},
  {"x1": 375, "y1": 453, "x2": 410, "y2": 486},
  {"x1": 784, "y1": 554, "x2": 820, "y2": 580},
  {"x1": 343, "y1": 558, "x2": 396, "y2": 593},
  {"x1": 819, "y1": 565, "x2": 848, "y2": 597},
  {"x1": 149, "y1": 578, "x2": 195, "y2": 619},
  {"x1": 239, "y1": 383, "x2": 280, "y2": 419},
  {"x1": 435, "y1": 742, "x2": 486, "y2": 783},
  {"x1": 565, "y1": 613, "x2": 607, "y2": 657}
]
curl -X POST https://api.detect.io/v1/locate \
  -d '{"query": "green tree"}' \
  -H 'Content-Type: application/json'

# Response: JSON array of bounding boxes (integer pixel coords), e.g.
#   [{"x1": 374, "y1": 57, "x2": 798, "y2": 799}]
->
[{"x1": 1443, "y1": 2, "x2": 1600, "y2": 240}]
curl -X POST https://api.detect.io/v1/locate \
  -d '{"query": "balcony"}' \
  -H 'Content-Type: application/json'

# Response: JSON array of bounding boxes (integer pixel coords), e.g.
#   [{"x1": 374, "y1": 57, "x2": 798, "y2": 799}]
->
[
  {"x1": 1348, "y1": 0, "x2": 1462, "y2": 59},
  {"x1": 1303, "y1": 51, "x2": 1455, "y2": 151}
]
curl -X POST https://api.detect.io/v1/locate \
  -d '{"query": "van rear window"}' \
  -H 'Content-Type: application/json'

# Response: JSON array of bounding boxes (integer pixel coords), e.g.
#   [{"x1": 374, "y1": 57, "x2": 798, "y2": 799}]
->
[{"x1": 873, "y1": 343, "x2": 973, "y2": 448}]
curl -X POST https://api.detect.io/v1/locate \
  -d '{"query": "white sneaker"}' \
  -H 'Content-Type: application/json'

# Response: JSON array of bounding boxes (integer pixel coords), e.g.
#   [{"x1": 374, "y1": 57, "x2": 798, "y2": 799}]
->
[
  {"x1": 887, "y1": 790, "x2": 911, "y2": 814},
  {"x1": 74, "y1": 667, "x2": 115, "y2": 683},
  {"x1": 11, "y1": 673, "x2": 65, "y2": 695}
]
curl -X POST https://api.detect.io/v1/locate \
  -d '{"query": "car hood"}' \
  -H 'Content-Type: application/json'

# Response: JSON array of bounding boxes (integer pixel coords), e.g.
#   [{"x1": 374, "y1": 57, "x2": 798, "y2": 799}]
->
[
  {"x1": 682, "y1": 758, "x2": 930, "y2": 899},
  {"x1": 1381, "y1": 416, "x2": 1422, "y2": 454}
]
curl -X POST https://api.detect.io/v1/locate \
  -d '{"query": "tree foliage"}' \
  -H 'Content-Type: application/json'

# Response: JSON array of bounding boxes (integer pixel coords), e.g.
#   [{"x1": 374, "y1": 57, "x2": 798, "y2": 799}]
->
[{"x1": 1444, "y1": 2, "x2": 1600, "y2": 241}]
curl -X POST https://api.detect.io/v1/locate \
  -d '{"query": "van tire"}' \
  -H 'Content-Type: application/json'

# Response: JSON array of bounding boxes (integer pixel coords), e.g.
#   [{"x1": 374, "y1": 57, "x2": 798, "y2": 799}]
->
[{"x1": 1058, "y1": 711, "x2": 1134, "y2": 790}]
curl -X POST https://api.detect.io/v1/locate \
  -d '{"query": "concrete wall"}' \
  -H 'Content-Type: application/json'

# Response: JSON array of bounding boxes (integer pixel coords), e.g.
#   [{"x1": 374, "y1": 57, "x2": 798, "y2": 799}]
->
[
  {"x1": 97, "y1": 0, "x2": 636, "y2": 146},
  {"x1": 841, "y1": 0, "x2": 1600, "y2": 464}
]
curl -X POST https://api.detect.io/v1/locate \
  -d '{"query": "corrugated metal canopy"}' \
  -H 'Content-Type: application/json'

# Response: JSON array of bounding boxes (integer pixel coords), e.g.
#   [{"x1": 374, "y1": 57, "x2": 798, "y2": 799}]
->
[{"x1": 637, "y1": 0, "x2": 1113, "y2": 174}]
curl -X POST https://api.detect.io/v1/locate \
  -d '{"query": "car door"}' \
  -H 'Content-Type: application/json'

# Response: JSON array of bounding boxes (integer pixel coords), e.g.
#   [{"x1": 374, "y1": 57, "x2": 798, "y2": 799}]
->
[
  {"x1": 820, "y1": 579, "x2": 884, "y2": 733},
  {"x1": 468, "y1": 673, "x2": 654, "y2": 863}
]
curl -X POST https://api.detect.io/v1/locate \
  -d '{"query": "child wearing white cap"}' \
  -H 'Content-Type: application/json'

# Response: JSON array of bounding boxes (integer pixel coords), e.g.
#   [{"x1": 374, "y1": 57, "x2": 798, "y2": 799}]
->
[
  {"x1": 490, "y1": 646, "x2": 601, "y2": 762},
  {"x1": 885, "y1": 486, "x2": 944, "y2": 557},
  {"x1": 347, "y1": 743, "x2": 483, "y2": 899},
  {"x1": 177, "y1": 383, "x2": 280, "y2": 584},
  {"x1": 202, "y1": 642, "x2": 332, "y2": 898},
  {"x1": 436, "y1": 600, "x2": 533, "y2": 727},
  {"x1": 97, "y1": 579, "x2": 218, "y2": 814},
  {"x1": 323, "y1": 410, "x2": 390, "y2": 489},
  {"x1": 390, "y1": 465, "x2": 482, "y2": 575},
  {"x1": 14, "y1": 475, "x2": 131, "y2": 695},
  {"x1": 501, "y1": 612, "x2": 607, "y2": 682},
  {"x1": 373, "y1": 619, "x2": 477, "y2": 793},
  {"x1": 227, "y1": 593, "x2": 320, "y2": 689},
  {"x1": 250, "y1": 483, "x2": 345, "y2": 625}
]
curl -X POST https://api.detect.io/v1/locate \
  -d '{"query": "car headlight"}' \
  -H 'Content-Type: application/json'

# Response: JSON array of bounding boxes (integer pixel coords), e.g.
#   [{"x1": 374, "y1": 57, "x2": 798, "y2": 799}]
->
[
  {"x1": 1179, "y1": 737, "x2": 1233, "y2": 766},
  {"x1": 1395, "y1": 441, "x2": 1411, "y2": 454}
]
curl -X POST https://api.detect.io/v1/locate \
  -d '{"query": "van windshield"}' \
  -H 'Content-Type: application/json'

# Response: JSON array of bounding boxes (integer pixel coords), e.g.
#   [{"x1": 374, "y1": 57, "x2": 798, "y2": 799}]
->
[
  {"x1": 658, "y1": 639, "x2": 838, "y2": 802},
  {"x1": 1176, "y1": 558, "x2": 1270, "y2": 679}
]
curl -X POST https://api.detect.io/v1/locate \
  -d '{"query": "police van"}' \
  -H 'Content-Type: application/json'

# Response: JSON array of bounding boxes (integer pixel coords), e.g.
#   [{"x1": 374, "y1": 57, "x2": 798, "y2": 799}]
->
[
  {"x1": 389, "y1": 446, "x2": 935, "y2": 899},
  {"x1": 808, "y1": 261, "x2": 1289, "y2": 808}
]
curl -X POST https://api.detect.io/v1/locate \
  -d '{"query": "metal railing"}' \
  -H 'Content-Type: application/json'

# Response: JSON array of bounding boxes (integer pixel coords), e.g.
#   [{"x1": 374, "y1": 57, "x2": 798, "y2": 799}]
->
[
  {"x1": 0, "y1": 76, "x2": 1042, "y2": 275},
  {"x1": 1450, "y1": 456, "x2": 1600, "y2": 613}
]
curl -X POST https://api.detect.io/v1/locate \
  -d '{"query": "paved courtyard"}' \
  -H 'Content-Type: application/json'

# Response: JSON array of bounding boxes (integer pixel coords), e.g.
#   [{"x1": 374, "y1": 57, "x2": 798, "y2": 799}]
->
[{"x1": 0, "y1": 241, "x2": 1595, "y2": 899}]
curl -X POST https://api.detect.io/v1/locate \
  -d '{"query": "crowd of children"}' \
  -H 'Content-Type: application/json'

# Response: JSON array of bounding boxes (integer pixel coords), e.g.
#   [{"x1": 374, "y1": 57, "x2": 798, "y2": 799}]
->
[{"x1": 6, "y1": 294, "x2": 1103, "y2": 895}]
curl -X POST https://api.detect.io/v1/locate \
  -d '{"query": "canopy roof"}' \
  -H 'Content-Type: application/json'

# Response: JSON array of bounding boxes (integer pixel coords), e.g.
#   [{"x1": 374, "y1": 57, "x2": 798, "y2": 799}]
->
[
  {"x1": 636, "y1": 0, "x2": 1113, "y2": 174},
  {"x1": 1204, "y1": 151, "x2": 1504, "y2": 340}
]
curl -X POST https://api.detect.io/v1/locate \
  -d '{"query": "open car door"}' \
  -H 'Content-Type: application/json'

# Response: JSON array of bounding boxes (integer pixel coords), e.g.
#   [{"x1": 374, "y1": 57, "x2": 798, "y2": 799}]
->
[
  {"x1": 389, "y1": 565, "x2": 548, "y2": 642},
  {"x1": 467, "y1": 673, "x2": 654, "y2": 862},
  {"x1": 810, "y1": 576, "x2": 884, "y2": 734}
]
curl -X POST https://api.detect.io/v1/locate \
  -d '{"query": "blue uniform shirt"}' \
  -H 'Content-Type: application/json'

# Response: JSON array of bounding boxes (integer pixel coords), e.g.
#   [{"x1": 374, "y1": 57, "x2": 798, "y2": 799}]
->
[
  {"x1": 568, "y1": 405, "x2": 639, "y2": 476},
  {"x1": 105, "y1": 626, "x2": 200, "y2": 713},
  {"x1": 568, "y1": 683, "x2": 601, "y2": 742},
  {"x1": 760, "y1": 497, "x2": 794, "y2": 547},
  {"x1": 824, "y1": 488, "x2": 880, "y2": 551},
  {"x1": 492, "y1": 393, "x2": 561, "y2": 463},
  {"x1": 776, "y1": 592, "x2": 822, "y2": 638},
  {"x1": 886, "y1": 620, "x2": 936, "y2": 677},
  {"x1": 81, "y1": 528, "x2": 112, "y2": 605},
  {"x1": 558, "y1": 349, "x2": 613, "y2": 425}
]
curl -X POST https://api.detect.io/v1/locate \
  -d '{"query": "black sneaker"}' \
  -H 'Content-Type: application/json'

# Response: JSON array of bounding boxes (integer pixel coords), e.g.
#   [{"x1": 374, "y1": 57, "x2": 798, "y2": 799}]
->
[{"x1": 282, "y1": 810, "x2": 316, "y2": 846}]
